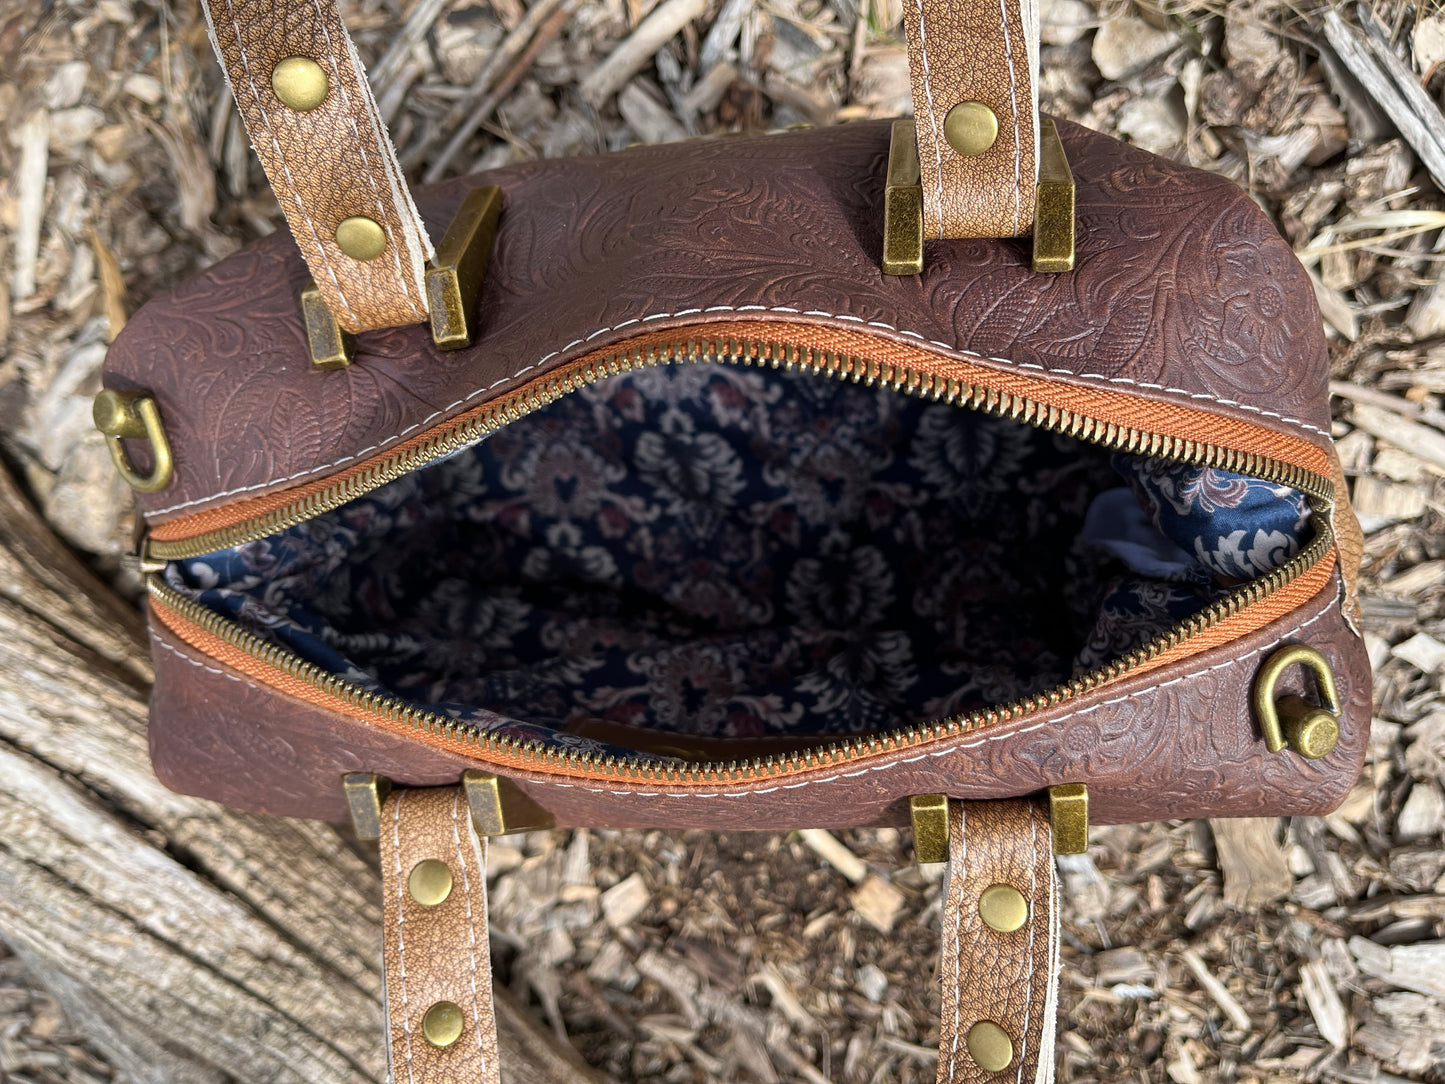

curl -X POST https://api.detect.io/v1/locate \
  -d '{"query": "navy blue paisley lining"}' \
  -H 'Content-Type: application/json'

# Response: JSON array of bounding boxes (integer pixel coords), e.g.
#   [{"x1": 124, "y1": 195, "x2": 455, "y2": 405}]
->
[{"x1": 169, "y1": 364, "x2": 1312, "y2": 748}]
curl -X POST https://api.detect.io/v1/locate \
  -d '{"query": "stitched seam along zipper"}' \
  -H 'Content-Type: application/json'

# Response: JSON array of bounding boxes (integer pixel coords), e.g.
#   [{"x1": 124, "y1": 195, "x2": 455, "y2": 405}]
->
[{"x1": 143, "y1": 332, "x2": 1338, "y2": 782}]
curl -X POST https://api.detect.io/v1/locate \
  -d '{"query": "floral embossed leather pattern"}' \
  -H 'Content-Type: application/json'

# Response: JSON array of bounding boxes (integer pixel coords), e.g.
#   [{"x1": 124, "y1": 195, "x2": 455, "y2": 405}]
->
[{"x1": 104, "y1": 120, "x2": 1333, "y2": 527}]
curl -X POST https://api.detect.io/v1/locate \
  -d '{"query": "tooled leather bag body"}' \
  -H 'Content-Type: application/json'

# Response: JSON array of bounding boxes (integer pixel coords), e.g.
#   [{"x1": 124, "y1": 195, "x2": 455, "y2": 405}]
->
[{"x1": 98, "y1": 0, "x2": 1369, "y2": 1079}]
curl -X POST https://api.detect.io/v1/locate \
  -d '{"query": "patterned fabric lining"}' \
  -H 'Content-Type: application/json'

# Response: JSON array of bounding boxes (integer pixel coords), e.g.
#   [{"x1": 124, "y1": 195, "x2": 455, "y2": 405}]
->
[{"x1": 169, "y1": 364, "x2": 1312, "y2": 750}]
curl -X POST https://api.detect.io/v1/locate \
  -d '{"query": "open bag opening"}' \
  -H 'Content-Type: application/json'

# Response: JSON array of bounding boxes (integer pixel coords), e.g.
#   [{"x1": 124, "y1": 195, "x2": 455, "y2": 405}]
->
[{"x1": 165, "y1": 362, "x2": 1316, "y2": 758}]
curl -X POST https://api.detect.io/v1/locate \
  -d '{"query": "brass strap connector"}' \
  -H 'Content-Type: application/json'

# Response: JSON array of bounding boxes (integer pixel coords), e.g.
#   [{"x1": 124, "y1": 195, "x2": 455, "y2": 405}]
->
[
  {"x1": 881, "y1": 117, "x2": 1075, "y2": 277},
  {"x1": 343, "y1": 772, "x2": 392, "y2": 840},
  {"x1": 303, "y1": 184, "x2": 504, "y2": 368},
  {"x1": 463, "y1": 770, "x2": 555, "y2": 837},
  {"x1": 910, "y1": 792, "x2": 950, "y2": 864},
  {"x1": 427, "y1": 185, "x2": 504, "y2": 351},
  {"x1": 914, "y1": 787, "x2": 1088, "y2": 862},
  {"x1": 882, "y1": 121, "x2": 925, "y2": 276},
  {"x1": 1047, "y1": 783, "x2": 1089, "y2": 855}
]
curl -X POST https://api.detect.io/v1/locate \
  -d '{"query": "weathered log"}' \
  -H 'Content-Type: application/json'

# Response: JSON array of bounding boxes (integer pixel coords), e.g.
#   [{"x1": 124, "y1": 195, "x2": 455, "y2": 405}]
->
[{"x1": 0, "y1": 462, "x2": 611, "y2": 1084}]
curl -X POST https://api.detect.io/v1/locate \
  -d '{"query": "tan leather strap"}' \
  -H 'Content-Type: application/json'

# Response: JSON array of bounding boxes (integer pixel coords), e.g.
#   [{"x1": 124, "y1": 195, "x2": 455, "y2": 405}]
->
[
  {"x1": 903, "y1": 0, "x2": 1040, "y2": 239},
  {"x1": 201, "y1": 0, "x2": 433, "y2": 333},
  {"x1": 936, "y1": 798, "x2": 1058, "y2": 1083},
  {"x1": 380, "y1": 787, "x2": 501, "y2": 1084}
]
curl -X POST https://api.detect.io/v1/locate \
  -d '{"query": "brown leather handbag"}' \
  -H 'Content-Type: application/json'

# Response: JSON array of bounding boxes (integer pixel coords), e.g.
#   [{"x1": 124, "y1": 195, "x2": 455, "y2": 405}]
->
[{"x1": 97, "y1": 0, "x2": 1370, "y2": 1079}]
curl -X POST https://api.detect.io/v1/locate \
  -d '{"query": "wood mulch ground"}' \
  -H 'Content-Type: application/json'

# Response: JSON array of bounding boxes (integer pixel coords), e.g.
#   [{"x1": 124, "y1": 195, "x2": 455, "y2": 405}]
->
[{"x1": 2, "y1": 0, "x2": 1445, "y2": 1080}]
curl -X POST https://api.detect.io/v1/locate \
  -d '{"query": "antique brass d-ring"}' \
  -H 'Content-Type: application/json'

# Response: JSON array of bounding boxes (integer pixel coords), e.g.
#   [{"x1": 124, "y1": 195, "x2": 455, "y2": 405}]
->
[
  {"x1": 1252, "y1": 645, "x2": 1341, "y2": 759},
  {"x1": 93, "y1": 388, "x2": 174, "y2": 493}
]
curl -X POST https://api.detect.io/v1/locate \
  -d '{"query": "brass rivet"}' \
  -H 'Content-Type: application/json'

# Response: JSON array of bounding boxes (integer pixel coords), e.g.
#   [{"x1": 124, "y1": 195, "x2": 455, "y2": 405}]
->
[
  {"x1": 92, "y1": 388, "x2": 139, "y2": 437},
  {"x1": 943, "y1": 101, "x2": 999, "y2": 157},
  {"x1": 408, "y1": 859, "x2": 453, "y2": 907},
  {"x1": 978, "y1": 884, "x2": 1028, "y2": 933},
  {"x1": 1288, "y1": 707, "x2": 1340, "y2": 759},
  {"x1": 335, "y1": 216, "x2": 387, "y2": 260},
  {"x1": 967, "y1": 1020, "x2": 1014, "y2": 1073},
  {"x1": 421, "y1": 1001, "x2": 465, "y2": 1048},
  {"x1": 271, "y1": 57, "x2": 329, "y2": 112}
]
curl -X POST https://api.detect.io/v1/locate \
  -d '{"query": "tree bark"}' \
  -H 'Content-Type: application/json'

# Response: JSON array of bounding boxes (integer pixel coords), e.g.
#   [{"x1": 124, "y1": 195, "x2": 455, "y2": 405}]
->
[{"x1": 0, "y1": 463, "x2": 610, "y2": 1084}]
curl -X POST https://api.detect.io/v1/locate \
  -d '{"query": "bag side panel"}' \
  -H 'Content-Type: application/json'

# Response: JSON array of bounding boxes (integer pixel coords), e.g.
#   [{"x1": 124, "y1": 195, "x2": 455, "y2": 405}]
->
[
  {"x1": 106, "y1": 120, "x2": 1334, "y2": 526},
  {"x1": 148, "y1": 571, "x2": 1368, "y2": 826}
]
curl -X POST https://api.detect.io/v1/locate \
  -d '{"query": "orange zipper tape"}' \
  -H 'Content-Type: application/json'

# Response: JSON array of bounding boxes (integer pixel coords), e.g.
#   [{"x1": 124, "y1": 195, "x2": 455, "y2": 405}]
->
[{"x1": 150, "y1": 320, "x2": 1331, "y2": 543}]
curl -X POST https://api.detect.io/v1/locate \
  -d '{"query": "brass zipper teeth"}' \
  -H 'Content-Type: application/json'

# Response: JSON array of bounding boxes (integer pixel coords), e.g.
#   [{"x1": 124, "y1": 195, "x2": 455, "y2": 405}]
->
[
  {"x1": 144, "y1": 334, "x2": 1339, "y2": 781},
  {"x1": 149, "y1": 512, "x2": 1332, "y2": 782},
  {"x1": 146, "y1": 337, "x2": 1334, "y2": 561}
]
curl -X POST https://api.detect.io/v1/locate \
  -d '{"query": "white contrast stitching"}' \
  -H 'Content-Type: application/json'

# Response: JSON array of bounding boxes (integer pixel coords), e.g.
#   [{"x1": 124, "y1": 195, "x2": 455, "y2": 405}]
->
[
  {"x1": 912, "y1": 0, "x2": 946, "y2": 239},
  {"x1": 147, "y1": 305, "x2": 1330, "y2": 515},
  {"x1": 450, "y1": 791, "x2": 489, "y2": 1076},
  {"x1": 209, "y1": 0, "x2": 360, "y2": 328},
  {"x1": 150, "y1": 632, "x2": 251, "y2": 684},
  {"x1": 998, "y1": 0, "x2": 1023, "y2": 235},
  {"x1": 945, "y1": 803, "x2": 967, "y2": 1077},
  {"x1": 519, "y1": 595, "x2": 1340, "y2": 799},
  {"x1": 313, "y1": 3, "x2": 426, "y2": 321},
  {"x1": 1015, "y1": 803, "x2": 1040, "y2": 1084},
  {"x1": 392, "y1": 793, "x2": 418, "y2": 1084}
]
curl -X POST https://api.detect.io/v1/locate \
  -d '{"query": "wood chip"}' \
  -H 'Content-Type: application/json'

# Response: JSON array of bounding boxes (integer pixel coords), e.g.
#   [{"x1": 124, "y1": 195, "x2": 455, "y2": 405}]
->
[
  {"x1": 1351, "y1": 475, "x2": 1427, "y2": 522},
  {"x1": 1095, "y1": 946, "x2": 1153, "y2": 987},
  {"x1": 618, "y1": 83, "x2": 688, "y2": 144},
  {"x1": 698, "y1": 0, "x2": 751, "y2": 73},
  {"x1": 1041, "y1": 0, "x2": 1092, "y2": 47},
  {"x1": 749, "y1": 965, "x2": 815, "y2": 1030},
  {"x1": 587, "y1": 941, "x2": 640, "y2": 991},
  {"x1": 11, "y1": 111, "x2": 49, "y2": 301},
  {"x1": 681, "y1": 61, "x2": 737, "y2": 116},
  {"x1": 1091, "y1": 16, "x2": 1177, "y2": 81},
  {"x1": 1392, "y1": 631, "x2": 1445, "y2": 675},
  {"x1": 1416, "y1": 15, "x2": 1445, "y2": 79},
  {"x1": 1406, "y1": 230, "x2": 1445, "y2": 339},
  {"x1": 1181, "y1": 949, "x2": 1252, "y2": 1032},
  {"x1": 1379, "y1": 560, "x2": 1445, "y2": 597},
  {"x1": 635, "y1": 949, "x2": 702, "y2": 1026},
  {"x1": 1210, "y1": 818, "x2": 1293, "y2": 909},
  {"x1": 1300, "y1": 958, "x2": 1349, "y2": 1048},
  {"x1": 1323, "y1": 11, "x2": 1445, "y2": 195},
  {"x1": 1309, "y1": 267, "x2": 1360, "y2": 341},
  {"x1": 1396, "y1": 782, "x2": 1445, "y2": 842},
  {"x1": 87, "y1": 229, "x2": 126, "y2": 341},
  {"x1": 849, "y1": 874, "x2": 904, "y2": 933},
  {"x1": 580, "y1": 0, "x2": 710, "y2": 107},
  {"x1": 600, "y1": 872, "x2": 651, "y2": 928},
  {"x1": 855, "y1": 963, "x2": 888, "y2": 1003},
  {"x1": 1349, "y1": 937, "x2": 1445, "y2": 998},
  {"x1": 797, "y1": 829, "x2": 866, "y2": 884}
]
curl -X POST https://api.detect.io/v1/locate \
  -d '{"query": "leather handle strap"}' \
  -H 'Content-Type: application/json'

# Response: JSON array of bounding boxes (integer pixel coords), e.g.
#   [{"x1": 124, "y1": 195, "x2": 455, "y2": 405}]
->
[
  {"x1": 377, "y1": 787, "x2": 1057, "y2": 1083},
  {"x1": 201, "y1": 0, "x2": 433, "y2": 333},
  {"x1": 380, "y1": 787, "x2": 501, "y2": 1084},
  {"x1": 201, "y1": 0, "x2": 1042, "y2": 330},
  {"x1": 936, "y1": 798, "x2": 1059, "y2": 1083},
  {"x1": 903, "y1": 0, "x2": 1040, "y2": 239}
]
